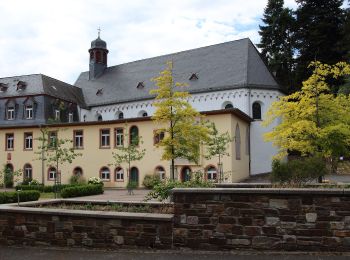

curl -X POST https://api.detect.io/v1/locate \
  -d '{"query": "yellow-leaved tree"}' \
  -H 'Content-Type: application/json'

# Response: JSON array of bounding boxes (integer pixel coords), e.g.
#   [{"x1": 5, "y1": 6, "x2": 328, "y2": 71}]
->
[
  {"x1": 150, "y1": 61, "x2": 210, "y2": 180},
  {"x1": 263, "y1": 61, "x2": 350, "y2": 173}
]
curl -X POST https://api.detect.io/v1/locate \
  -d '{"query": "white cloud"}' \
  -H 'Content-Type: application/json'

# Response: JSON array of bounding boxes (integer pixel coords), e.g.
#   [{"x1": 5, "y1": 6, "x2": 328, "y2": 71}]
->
[{"x1": 0, "y1": 0, "x2": 298, "y2": 84}]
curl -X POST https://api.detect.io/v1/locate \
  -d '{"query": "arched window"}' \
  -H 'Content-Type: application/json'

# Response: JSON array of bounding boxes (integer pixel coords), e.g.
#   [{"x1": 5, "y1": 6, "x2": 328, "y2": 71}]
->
[
  {"x1": 23, "y1": 164, "x2": 32, "y2": 181},
  {"x1": 97, "y1": 114, "x2": 103, "y2": 121},
  {"x1": 181, "y1": 167, "x2": 192, "y2": 182},
  {"x1": 155, "y1": 166, "x2": 165, "y2": 180},
  {"x1": 206, "y1": 166, "x2": 217, "y2": 181},
  {"x1": 115, "y1": 167, "x2": 124, "y2": 181},
  {"x1": 115, "y1": 111, "x2": 124, "y2": 119},
  {"x1": 222, "y1": 101, "x2": 233, "y2": 109},
  {"x1": 100, "y1": 167, "x2": 110, "y2": 181},
  {"x1": 138, "y1": 110, "x2": 148, "y2": 117},
  {"x1": 129, "y1": 126, "x2": 139, "y2": 145},
  {"x1": 48, "y1": 167, "x2": 56, "y2": 181},
  {"x1": 235, "y1": 123, "x2": 241, "y2": 160},
  {"x1": 73, "y1": 167, "x2": 83, "y2": 176},
  {"x1": 252, "y1": 102, "x2": 262, "y2": 120}
]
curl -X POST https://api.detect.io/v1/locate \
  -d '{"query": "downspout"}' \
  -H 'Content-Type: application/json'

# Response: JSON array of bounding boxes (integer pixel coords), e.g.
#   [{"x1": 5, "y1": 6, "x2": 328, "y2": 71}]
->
[{"x1": 248, "y1": 87, "x2": 252, "y2": 176}]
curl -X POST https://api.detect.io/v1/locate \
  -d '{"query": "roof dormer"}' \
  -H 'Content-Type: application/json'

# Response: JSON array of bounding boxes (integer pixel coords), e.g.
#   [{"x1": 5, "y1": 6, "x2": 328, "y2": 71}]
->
[
  {"x1": 0, "y1": 83, "x2": 8, "y2": 92},
  {"x1": 137, "y1": 82, "x2": 145, "y2": 89},
  {"x1": 16, "y1": 81, "x2": 27, "y2": 91},
  {"x1": 189, "y1": 73, "x2": 198, "y2": 81}
]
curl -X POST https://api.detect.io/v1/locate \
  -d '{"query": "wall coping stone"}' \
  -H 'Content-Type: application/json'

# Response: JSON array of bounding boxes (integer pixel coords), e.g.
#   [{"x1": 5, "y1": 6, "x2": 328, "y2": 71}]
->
[
  {"x1": 171, "y1": 188, "x2": 350, "y2": 195},
  {"x1": 0, "y1": 199, "x2": 173, "y2": 221}
]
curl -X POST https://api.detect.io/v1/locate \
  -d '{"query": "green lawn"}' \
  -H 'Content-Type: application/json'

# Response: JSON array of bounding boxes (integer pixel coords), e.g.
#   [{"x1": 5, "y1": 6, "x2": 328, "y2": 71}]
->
[{"x1": 39, "y1": 192, "x2": 56, "y2": 199}]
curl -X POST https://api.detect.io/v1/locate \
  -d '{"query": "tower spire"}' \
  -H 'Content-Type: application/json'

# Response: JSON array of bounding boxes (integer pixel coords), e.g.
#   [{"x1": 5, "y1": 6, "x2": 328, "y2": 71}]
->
[{"x1": 97, "y1": 27, "x2": 101, "y2": 38}]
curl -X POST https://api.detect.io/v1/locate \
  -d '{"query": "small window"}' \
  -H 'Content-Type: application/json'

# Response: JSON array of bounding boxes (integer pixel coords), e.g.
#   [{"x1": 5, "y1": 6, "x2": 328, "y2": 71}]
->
[
  {"x1": 154, "y1": 131, "x2": 165, "y2": 145},
  {"x1": 55, "y1": 110, "x2": 60, "y2": 120},
  {"x1": 48, "y1": 167, "x2": 56, "y2": 181},
  {"x1": 138, "y1": 110, "x2": 148, "y2": 117},
  {"x1": 68, "y1": 113, "x2": 73, "y2": 123},
  {"x1": 74, "y1": 130, "x2": 84, "y2": 149},
  {"x1": 206, "y1": 166, "x2": 217, "y2": 181},
  {"x1": 115, "y1": 167, "x2": 124, "y2": 181},
  {"x1": 24, "y1": 132, "x2": 33, "y2": 150},
  {"x1": 73, "y1": 167, "x2": 83, "y2": 176},
  {"x1": 155, "y1": 166, "x2": 165, "y2": 180},
  {"x1": 118, "y1": 112, "x2": 124, "y2": 119},
  {"x1": 6, "y1": 106, "x2": 15, "y2": 120},
  {"x1": 16, "y1": 81, "x2": 27, "y2": 91},
  {"x1": 189, "y1": 73, "x2": 198, "y2": 81},
  {"x1": 137, "y1": 82, "x2": 145, "y2": 89},
  {"x1": 100, "y1": 129, "x2": 110, "y2": 148},
  {"x1": 129, "y1": 126, "x2": 139, "y2": 146},
  {"x1": 6, "y1": 133, "x2": 14, "y2": 150},
  {"x1": 252, "y1": 102, "x2": 262, "y2": 120},
  {"x1": 23, "y1": 164, "x2": 32, "y2": 181},
  {"x1": 225, "y1": 103, "x2": 233, "y2": 109},
  {"x1": 97, "y1": 114, "x2": 103, "y2": 121},
  {"x1": 142, "y1": 112, "x2": 148, "y2": 117},
  {"x1": 96, "y1": 89, "x2": 103, "y2": 96},
  {"x1": 0, "y1": 83, "x2": 8, "y2": 92},
  {"x1": 115, "y1": 128, "x2": 124, "y2": 147},
  {"x1": 48, "y1": 131, "x2": 57, "y2": 148},
  {"x1": 25, "y1": 105, "x2": 33, "y2": 119},
  {"x1": 100, "y1": 167, "x2": 110, "y2": 181}
]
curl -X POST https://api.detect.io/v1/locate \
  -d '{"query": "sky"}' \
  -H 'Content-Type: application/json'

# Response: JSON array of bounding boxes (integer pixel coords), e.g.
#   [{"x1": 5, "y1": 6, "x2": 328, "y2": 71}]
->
[{"x1": 0, "y1": 0, "x2": 298, "y2": 84}]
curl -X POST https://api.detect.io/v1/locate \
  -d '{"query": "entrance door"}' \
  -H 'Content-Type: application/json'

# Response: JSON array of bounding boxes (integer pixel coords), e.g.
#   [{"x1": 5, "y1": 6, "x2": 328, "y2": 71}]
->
[
  {"x1": 181, "y1": 167, "x2": 192, "y2": 182},
  {"x1": 130, "y1": 167, "x2": 139, "y2": 186}
]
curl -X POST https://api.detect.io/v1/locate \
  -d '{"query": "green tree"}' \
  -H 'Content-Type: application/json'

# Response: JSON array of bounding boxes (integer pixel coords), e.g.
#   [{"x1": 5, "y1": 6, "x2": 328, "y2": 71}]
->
[
  {"x1": 204, "y1": 123, "x2": 232, "y2": 183},
  {"x1": 150, "y1": 61, "x2": 210, "y2": 180},
  {"x1": 294, "y1": 0, "x2": 346, "y2": 92},
  {"x1": 36, "y1": 127, "x2": 81, "y2": 197},
  {"x1": 0, "y1": 165, "x2": 22, "y2": 189},
  {"x1": 258, "y1": 0, "x2": 296, "y2": 92},
  {"x1": 263, "y1": 61, "x2": 350, "y2": 173},
  {"x1": 111, "y1": 126, "x2": 145, "y2": 191}
]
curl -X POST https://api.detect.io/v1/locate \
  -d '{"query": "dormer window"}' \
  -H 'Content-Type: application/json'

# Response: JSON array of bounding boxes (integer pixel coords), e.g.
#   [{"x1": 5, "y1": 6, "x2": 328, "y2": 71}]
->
[
  {"x1": 0, "y1": 83, "x2": 8, "y2": 92},
  {"x1": 137, "y1": 82, "x2": 145, "y2": 89},
  {"x1": 16, "y1": 81, "x2": 27, "y2": 91},
  {"x1": 96, "y1": 89, "x2": 103, "y2": 96},
  {"x1": 55, "y1": 109, "x2": 60, "y2": 120},
  {"x1": 25, "y1": 105, "x2": 33, "y2": 119},
  {"x1": 68, "y1": 113, "x2": 73, "y2": 123},
  {"x1": 189, "y1": 73, "x2": 198, "y2": 81},
  {"x1": 7, "y1": 106, "x2": 15, "y2": 120}
]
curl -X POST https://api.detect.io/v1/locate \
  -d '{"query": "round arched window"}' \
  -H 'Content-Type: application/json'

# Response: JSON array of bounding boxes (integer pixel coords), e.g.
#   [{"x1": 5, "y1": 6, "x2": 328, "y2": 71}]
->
[
  {"x1": 155, "y1": 166, "x2": 166, "y2": 180},
  {"x1": 252, "y1": 102, "x2": 262, "y2": 120},
  {"x1": 100, "y1": 167, "x2": 110, "y2": 181}
]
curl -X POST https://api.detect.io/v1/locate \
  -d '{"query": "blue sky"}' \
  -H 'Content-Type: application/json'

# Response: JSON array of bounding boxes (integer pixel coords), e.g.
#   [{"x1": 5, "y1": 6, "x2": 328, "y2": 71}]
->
[{"x1": 0, "y1": 0, "x2": 297, "y2": 84}]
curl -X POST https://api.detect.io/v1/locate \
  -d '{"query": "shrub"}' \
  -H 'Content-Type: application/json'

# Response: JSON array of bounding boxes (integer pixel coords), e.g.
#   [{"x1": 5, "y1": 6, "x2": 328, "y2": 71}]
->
[
  {"x1": 126, "y1": 181, "x2": 138, "y2": 190},
  {"x1": 0, "y1": 190, "x2": 40, "y2": 204},
  {"x1": 69, "y1": 174, "x2": 86, "y2": 185},
  {"x1": 142, "y1": 174, "x2": 161, "y2": 189},
  {"x1": 61, "y1": 184, "x2": 104, "y2": 198},
  {"x1": 4, "y1": 169, "x2": 13, "y2": 188},
  {"x1": 88, "y1": 177, "x2": 103, "y2": 185},
  {"x1": 15, "y1": 184, "x2": 81, "y2": 193},
  {"x1": 146, "y1": 171, "x2": 214, "y2": 201},
  {"x1": 271, "y1": 156, "x2": 328, "y2": 185}
]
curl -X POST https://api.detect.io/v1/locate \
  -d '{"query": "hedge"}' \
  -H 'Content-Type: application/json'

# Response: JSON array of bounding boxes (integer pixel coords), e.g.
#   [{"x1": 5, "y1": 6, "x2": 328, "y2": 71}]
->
[
  {"x1": 15, "y1": 184, "x2": 81, "y2": 193},
  {"x1": 0, "y1": 190, "x2": 40, "y2": 204},
  {"x1": 60, "y1": 184, "x2": 103, "y2": 198}
]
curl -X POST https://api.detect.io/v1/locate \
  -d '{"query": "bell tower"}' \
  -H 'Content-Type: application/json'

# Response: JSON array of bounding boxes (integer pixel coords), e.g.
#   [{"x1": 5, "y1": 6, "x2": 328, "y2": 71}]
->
[{"x1": 89, "y1": 28, "x2": 109, "y2": 80}]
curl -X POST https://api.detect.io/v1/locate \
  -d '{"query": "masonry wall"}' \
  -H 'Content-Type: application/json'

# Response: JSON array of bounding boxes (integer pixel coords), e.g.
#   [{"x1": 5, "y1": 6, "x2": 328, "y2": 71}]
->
[{"x1": 172, "y1": 188, "x2": 350, "y2": 251}]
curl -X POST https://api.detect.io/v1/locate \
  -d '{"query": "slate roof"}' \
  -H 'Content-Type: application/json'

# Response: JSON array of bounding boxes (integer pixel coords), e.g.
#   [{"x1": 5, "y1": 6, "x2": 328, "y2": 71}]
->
[
  {"x1": 0, "y1": 74, "x2": 85, "y2": 106},
  {"x1": 75, "y1": 38, "x2": 281, "y2": 107}
]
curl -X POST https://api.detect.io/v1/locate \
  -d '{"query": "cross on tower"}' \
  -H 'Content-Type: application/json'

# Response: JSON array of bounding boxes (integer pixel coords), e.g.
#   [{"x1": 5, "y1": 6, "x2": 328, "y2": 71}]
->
[{"x1": 97, "y1": 27, "x2": 101, "y2": 38}]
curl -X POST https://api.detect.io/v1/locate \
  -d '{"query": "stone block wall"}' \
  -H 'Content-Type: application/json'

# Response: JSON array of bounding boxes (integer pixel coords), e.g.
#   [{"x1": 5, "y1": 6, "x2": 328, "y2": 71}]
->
[
  {"x1": 172, "y1": 188, "x2": 350, "y2": 251},
  {"x1": 0, "y1": 209, "x2": 172, "y2": 249}
]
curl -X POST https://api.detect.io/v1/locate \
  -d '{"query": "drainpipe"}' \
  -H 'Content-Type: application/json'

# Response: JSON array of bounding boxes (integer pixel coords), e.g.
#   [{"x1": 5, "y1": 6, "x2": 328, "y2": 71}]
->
[{"x1": 248, "y1": 87, "x2": 252, "y2": 176}]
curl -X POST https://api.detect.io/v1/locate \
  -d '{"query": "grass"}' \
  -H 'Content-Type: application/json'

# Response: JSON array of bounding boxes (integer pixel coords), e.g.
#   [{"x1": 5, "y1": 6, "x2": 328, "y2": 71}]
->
[{"x1": 39, "y1": 192, "x2": 56, "y2": 199}]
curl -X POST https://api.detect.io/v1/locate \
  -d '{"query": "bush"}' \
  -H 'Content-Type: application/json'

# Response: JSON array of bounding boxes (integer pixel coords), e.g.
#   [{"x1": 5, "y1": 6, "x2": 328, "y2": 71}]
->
[
  {"x1": 69, "y1": 174, "x2": 86, "y2": 185},
  {"x1": 88, "y1": 177, "x2": 103, "y2": 185},
  {"x1": 146, "y1": 171, "x2": 214, "y2": 201},
  {"x1": 0, "y1": 190, "x2": 40, "y2": 204},
  {"x1": 4, "y1": 169, "x2": 13, "y2": 188},
  {"x1": 271, "y1": 156, "x2": 328, "y2": 185},
  {"x1": 61, "y1": 184, "x2": 104, "y2": 198},
  {"x1": 15, "y1": 184, "x2": 81, "y2": 193},
  {"x1": 142, "y1": 174, "x2": 161, "y2": 189}
]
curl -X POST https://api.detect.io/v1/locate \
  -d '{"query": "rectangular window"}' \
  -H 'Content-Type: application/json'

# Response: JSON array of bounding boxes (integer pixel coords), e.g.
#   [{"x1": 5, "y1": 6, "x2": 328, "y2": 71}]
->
[
  {"x1": 68, "y1": 113, "x2": 73, "y2": 123},
  {"x1": 115, "y1": 128, "x2": 124, "y2": 147},
  {"x1": 7, "y1": 107, "x2": 14, "y2": 120},
  {"x1": 48, "y1": 169, "x2": 56, "y2": 180},
  {"x1": 48, "y1": 131, "x2": 57, "y2": 148},
  {"x1": 74, "y1": 130, "x2": 84, "y2": 149},
  {"x1": 115, "y1": 168, "x2": 124, "y2": 181},
  {"x1": 154, "y1": 130, "x2": 165, "y2": 145},
  {"x1": 55, "y1": 110, "x2": 60, "y2": 120},
  {"x1": 100, "y1": 129, "x2": 110, "y2": 148},
  {"x1": 5, "y1": 133, "x2": 14, "y2": 150},
  {"x1": 25, "y1": 105, "x2": 33, "y2": 119},
  {"x1": 24, "y1": 132, "x2": 33, "y2": 150}
]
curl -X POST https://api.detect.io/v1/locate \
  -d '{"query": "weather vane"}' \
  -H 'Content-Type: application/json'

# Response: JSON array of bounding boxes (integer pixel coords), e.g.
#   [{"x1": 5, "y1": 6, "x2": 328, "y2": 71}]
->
[{"x1": 97, "y1": 27, "x2": 101, "y2": 37}]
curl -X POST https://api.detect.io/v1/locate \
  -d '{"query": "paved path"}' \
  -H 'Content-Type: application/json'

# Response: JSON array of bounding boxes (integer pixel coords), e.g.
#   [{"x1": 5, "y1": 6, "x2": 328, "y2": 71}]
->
[{"x1": 0, "y1": 246, "x2": 349, "y2": 260}]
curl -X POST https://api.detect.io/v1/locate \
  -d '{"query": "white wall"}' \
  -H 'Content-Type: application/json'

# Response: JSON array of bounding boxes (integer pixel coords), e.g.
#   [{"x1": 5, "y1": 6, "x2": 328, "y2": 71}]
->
[{"x1": 80, "y1": 88, "x2": 283, "y2": 175}]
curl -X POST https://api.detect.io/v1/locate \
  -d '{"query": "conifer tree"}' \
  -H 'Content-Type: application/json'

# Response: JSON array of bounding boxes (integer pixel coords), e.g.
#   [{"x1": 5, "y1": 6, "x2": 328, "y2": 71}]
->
[{"x1": 258, "y1": 0, "x2": 295, "y2": 92}]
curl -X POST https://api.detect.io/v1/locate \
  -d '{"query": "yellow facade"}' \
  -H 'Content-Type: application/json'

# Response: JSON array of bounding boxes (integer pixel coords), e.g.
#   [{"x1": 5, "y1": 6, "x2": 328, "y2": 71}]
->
[{"x1": 0, "y1": 110, "x2": 251, "y2": 187}]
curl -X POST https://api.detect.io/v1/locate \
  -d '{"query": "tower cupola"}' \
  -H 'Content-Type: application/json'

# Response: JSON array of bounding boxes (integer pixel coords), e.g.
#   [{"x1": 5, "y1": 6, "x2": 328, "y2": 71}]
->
[{"x1": 89, "y1": 29, "x2": 109, "y2": 80}]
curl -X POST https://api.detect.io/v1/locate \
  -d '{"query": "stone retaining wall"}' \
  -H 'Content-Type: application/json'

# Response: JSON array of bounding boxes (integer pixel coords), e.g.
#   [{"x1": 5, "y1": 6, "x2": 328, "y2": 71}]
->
[
  {"x1": 0, "y1": 200, "x2": 173, "y2": 249},
  {"x1": 172, "y1": 188, "x2": 350, "y2": 251}
]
